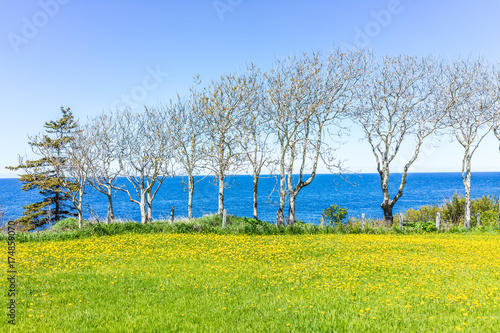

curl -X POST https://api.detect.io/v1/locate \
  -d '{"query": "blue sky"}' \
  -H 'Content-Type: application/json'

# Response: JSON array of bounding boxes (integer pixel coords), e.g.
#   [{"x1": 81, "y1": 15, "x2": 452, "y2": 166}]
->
[{"x1": 1, "y1": 0, "x2": 500, "y2": 177}]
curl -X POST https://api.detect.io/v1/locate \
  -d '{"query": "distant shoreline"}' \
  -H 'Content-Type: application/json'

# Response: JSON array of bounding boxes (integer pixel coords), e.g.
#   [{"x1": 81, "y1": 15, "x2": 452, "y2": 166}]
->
[{"x1": 1, "y1": 171, "x2": 500, "y2": 179}]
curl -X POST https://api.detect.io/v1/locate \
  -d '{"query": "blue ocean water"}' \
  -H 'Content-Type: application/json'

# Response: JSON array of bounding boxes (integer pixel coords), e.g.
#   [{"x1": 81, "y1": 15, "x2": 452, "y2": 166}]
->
[{"x1": 1, "y1": 173, "x2": 499, "y2": 224}]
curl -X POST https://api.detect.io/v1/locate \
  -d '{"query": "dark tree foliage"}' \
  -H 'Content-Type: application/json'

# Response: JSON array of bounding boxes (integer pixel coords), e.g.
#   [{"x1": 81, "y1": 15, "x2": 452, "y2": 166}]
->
[{"x1": 7, "y1": 107, "x2": 77, "y2": 230}]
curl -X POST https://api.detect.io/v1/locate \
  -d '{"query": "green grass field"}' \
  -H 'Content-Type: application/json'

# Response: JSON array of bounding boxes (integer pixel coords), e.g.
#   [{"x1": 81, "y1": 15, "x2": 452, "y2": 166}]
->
[{"x1": 3, "y1": 233, "x2": 500, "y2": 332}]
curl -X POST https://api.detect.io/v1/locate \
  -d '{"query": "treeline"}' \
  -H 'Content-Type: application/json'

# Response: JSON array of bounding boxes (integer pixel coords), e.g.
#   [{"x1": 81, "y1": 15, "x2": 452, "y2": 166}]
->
[{"x1": 9, "y1": 47, "x2": 500, "y2": 230}]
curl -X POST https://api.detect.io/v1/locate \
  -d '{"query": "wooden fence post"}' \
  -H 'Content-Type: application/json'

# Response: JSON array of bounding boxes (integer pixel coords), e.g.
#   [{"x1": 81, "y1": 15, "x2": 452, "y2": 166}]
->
[
  {"x1": 222, "y1": 209, "x2": 227, "y2": 228},
  {"x1": 361, "y1": 213, "x2": 366, "y2": 231},
  {"x1": 477, "y1": 212, "x2": 481, "y2": 227},
  {"x1": 170, "y1": 206, "x2": 175, "y2": 225},
  {"x1": 399, "y1": 213, "x2": 404, "y2": 229},
  {"x1": 435, "y1": 212, "x2": 440, "y2": 231}
]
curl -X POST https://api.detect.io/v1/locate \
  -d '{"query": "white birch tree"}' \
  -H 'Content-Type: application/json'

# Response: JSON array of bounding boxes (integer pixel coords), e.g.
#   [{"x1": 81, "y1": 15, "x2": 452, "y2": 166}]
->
[
  {"x1": 235, "y1": 64, "x2": 272, "y2": 220},
  {"x1": 488, "y1": 67, "x2": 500, "y2": 152},
  {"x1": 170, "y1": 81, "x2": 209, "y2": 219},
  {"x1": 350, "y1": 54, "x2": 445, "y2": 226},
  {"x1": 264, "y1": 48, "x2": 368, "y2": 226},
  {"x1": 200, "y1": 74, "x2": 247, "y2": 216},
  {"x1": 447, "y1": 58, "x2": 496, "y2": 229},
  {"x1": 117, "y1": 107, "x2": 174, "y2": 223},
  {"x1": 85, "y1": 112, "x2": 125, "y2": 223}
]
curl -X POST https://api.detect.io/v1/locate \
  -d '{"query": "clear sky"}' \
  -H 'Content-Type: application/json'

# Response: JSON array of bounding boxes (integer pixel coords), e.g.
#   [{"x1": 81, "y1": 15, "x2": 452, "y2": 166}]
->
[{"x1": 1, "y1": 0, "x2": 500, "y2": 177}]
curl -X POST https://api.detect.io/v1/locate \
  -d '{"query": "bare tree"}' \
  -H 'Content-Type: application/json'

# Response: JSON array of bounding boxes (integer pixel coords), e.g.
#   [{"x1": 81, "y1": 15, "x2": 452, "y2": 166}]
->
[
  {"x1": 85, "y1": 112, "x2": 125, "y2": 223},
  {"x1": 117, "y1": 107, "x2": 174, "y2": 223},
  {"x1": 200, "y1": 74, "x2": 247, "y2": 216},
  {"x1": 263, "y1": 53, "x2": 318, "y2": 226},
  {"x1": 64, "y1": 125, "x2": 96, "y2": 228},
  {"x1": 235, "y1": 64, "x2": 272, "y2": 220},
  {"x1": 170, "y1": 81, "x2": 209, "y2": 219},
  {"x1": 447, "y1": 58, "x2": 495, "y2": 229},
  {"x1": 489, "y1": 67, "x2": 500, "y2": 152},
  {"x1": 351, "y1": 54, "x2": 445, "y2": 226},
  {"x1": 264, "y1": 48, "x2": 368, "y2": 226}
]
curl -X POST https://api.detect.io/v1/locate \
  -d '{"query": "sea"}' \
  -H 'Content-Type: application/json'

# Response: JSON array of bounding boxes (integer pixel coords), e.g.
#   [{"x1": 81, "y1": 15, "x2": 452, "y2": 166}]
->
[{"x1": 1, "y1": 173, "x2": 499, "y2": 225}]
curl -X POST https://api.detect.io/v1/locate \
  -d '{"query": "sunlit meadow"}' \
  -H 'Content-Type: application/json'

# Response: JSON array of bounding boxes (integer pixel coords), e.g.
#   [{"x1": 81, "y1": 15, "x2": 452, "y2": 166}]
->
[{"x1": 3, "y1": 234, "x2": 500, "y2": 332}]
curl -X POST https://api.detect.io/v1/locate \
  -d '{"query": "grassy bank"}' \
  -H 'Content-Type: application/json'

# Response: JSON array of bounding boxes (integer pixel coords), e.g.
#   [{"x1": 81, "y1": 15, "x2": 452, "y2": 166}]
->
[
  {"x1": 2, "y1": 212, "x2": 500, "y2": 244},
  {"x1": 2, "y1": 233, "x2": 499, "y2": 332}
]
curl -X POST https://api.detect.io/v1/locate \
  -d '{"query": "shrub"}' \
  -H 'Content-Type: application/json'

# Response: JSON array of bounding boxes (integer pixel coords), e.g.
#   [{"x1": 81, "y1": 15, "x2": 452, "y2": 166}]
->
[
  {"x1": 401, "y1": 194, "x2": 499, "y2": 228},
  {"x1": 471, "y1": 195, "x2": 498, "y2": 213},
  {"x1": 404, "y1": 205, "x2": 440, "y2": 224},
  {"x1": 470, "y1": 196, "x2": 498, "y2": 227},
  {"x1": 343, "y1": 220, "x2": 364, "y2": 234},
  {"x1": 442, "y1": 194, "x2": 465, "y2": 225},
  {"x1": 171, "y1": 222, "x2": 196, "y2": 234},
  {"x1": 322, "y1": 204, "x2": 348, "y2": 226},
  {"x1": 417, "y1": 221, "x2": 437, "y2": 233},
  {"x1": 475, "y1": 210, "x2": 498, "y2": 227},
  {"x1": 51, "y1": 218, "x2": 79, "y2": 232}
]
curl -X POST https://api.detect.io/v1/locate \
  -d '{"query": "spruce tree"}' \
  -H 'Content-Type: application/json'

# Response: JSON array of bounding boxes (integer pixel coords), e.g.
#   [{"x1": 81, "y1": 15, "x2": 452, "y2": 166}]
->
[{"x1": 7, "y1": 107, "x2": 77, "y2": 230}]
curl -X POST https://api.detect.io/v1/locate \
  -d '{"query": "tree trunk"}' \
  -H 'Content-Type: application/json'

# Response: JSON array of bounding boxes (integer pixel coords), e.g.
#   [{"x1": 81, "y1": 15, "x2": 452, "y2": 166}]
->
[
  {"x1": 464, "y1": 171, "x2": 471, "y2": 230},
  {"x1": 287, "y1": 192, "x2": 297, "y2": 225},
  {"x1": 218, "y1": 175, "x2": 224, "y2": 217},
  {"x1": 147, "y1": 205, "x2": 152, "y2": 223},
  {"x1": 146, "y1": 191, "x2": 153, "y2": 223},
  {"x1": 77, "y1": 192, "x2": 84, "y2": 229},
  {"x1": 188, "y1": 175, "x2": 194, "y2": 219},
  {"x1": 77, "y1": 210, "x2": 83, "y2": 229},
  {"x1": 139, "y1": 193, "x2": 147, "y2": 224},
  {"x1": 463, "y1": 156, "x2": 472, "y2": 230},
  {"x1": 381, "y1": 202, "x2": 394, "y2": 227},
  {"x1": 252, "y1": 175, "x2": 258, "y2": 220},
  {"x1": 276, "y1": 210, "x2": 284, "y2": 228},
  {"x1": 106, "y1": 187, "x2": 115, "y2": 224},
  {"x1": 55, "y1": 191, "x2": 60, "y2": 222},
  {"x1": 276, "y1": 174, "x2": 286, "y2": 227},
  {"x1": 379, "y1": 166, "x2": 394, "y2": 227}
]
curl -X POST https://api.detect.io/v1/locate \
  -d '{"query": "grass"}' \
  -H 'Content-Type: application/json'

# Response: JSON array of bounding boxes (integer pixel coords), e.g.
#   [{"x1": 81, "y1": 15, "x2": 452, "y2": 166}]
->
[
  {"x1": 4, "y1": 213, "x2": 499, "y2": 244},
  {"x1": 2, "y1": 232, "x2": 500, "y2": 332}
]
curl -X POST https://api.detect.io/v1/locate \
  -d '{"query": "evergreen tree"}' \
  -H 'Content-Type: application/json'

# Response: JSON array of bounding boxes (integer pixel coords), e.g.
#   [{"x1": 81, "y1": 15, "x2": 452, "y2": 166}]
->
[{"x1": 7, "y1": 107, "x2": 77, "y2": 230}]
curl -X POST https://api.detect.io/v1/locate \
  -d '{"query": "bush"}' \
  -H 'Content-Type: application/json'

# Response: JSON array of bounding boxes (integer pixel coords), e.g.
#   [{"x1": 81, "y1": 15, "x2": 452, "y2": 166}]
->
[
  {"x1": 475, "y1": 210, "x2": 498, "y2": 227},
  {"x1": 404, "y1": 205, "x2": 440, "y2": 224},
  {"x1": 322, "y1": 204, "x2": 348, "y2": 226},
  {"x1": 418, "y1": 221, "x2": 437, "y2": 233},
  {"x1": 171, "y1": 222, "x2": 196, "y2": 234},
  {"x1": 51, "y1": 218, "x2": 79, "y2": 232},
  {"x1": 471, "y1": 196, "x2": 498, "y2": 227},
  {"x1": 442, "y1": 193, "x2": 465, "y2": 225},
  {"x1": 400, "y1": 194, "x2": 499, "y2": 229},
  {"x1": 471, "y1": 195, "x2": 498, "y2": 213}
]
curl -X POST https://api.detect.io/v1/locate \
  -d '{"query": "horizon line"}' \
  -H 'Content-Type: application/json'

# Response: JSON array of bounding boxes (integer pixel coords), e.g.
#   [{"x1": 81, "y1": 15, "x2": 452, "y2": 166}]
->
[{"x1": 1, "y1": 170, "x2": 500, "y2": 180}]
